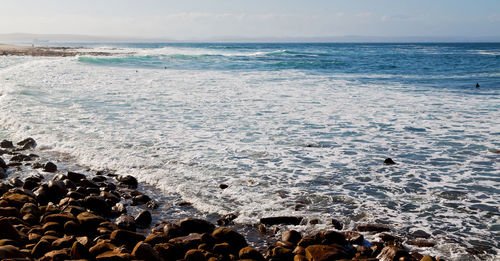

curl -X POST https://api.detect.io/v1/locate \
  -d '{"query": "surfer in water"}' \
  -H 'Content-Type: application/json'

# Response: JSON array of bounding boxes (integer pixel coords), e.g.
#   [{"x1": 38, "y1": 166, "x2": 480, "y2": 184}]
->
[{"x1": 476, "y1": 83, "x2": 480, "y2": 88}]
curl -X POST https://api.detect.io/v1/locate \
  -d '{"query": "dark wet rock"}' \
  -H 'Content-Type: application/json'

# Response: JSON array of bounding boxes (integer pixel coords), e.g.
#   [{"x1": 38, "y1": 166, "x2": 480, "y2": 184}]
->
[
  {"x1": 112, "y1": 203, "x2": 127, "y2": 214},
  {"x1": 184, "y1": 249, "x2": 207, "y2": 261},
  {"x1": 343, "y1": 231, "x2": 364, "y2": 245},
  {"x1": 83, "y1": 195, "x2": 110, "y2": 215},
  {"x1": 32, "y1": 162, "x2": 44, "y2": 169},
  {"x1": 0, "y1": 157, "x2": 7, "y2": 170},
  {"x1": 410, "y1": 230, "x2": 431, "y2": 239},
  {"x1": 219, "y1": 184, "x2": 228, "y2": 189},
  {"x1": 0, "y1": 140, "x2": 14, "y2": 149},
  {"x1": 115, "y1": 214, "x2": 136, "y2": 231},
  {"x1": 43, "y1": 213, "x2": 76, "y2": 225},
  {"x1": 0, "y1": 168, "x2": 6, "y2": 179},
  {"x1": 92, "y1": 176, "x2": 107, "y2": 182},
  {"x1": 23, "y1": 213, "x2": 38, "y2": 225},
  {"x1": 213, "y1": 242, "x2": 232, "y2": 255},
  {"x1": 20, "y1": 202, "x2": 41, "y2": 217},
  {"x1": 147, "y1": 200, "x2": 159, "y2": 209},
  {"x1": 212, "y1": 228, "x2": 247, "y2": 250},
  {"x1": 31, "y1": 239, "x2": 51, "y2": 258},
  {"x1": 178, "y1": 201, "x2": 192, "y2": 207},
  {"x1": 132, "y1": 241, "x2": 162, "y2": 261},
  {"x1": 178, "y1": 218, "x2": 215, "y2": 234},
  {"x1": 10, "y1": 154, "x2": 32, "y2": 162},
  {"x1": 64, "y1": 220, "x2": 81, "y2": 235},
  {"x1": 0, "y1": 245, "x2": 26, "y2": 259},
  {"x1": 0, "y1": 206, "x2": 20, "y2": 217},
  {"x1": 62, "y1": 205, "x2": 86, "y2": 217},
  {"x1": 6, "y1": 162, "x2": 21, "y2": 167},
  {"x1": 135, "y1": 210, "x2": 152, "y2": 229},
  {"x1": 131, "y1": 194, "x2": 151, "y2": 206},
  {"x1": 154, "y1": 242, "x2": 181, "y2": 260},
  {"x1": 309, "y1": 218, "x2": 320, "y2": 225},
  {"x1": 100, "y1": 191, "x2": 120, "y2": 205},
  {"x1": 260, "y1": 216, "x2": 303, "y2": 225},
  {"x1": 356, "y1": 224, "x2": 391, "y2": 233},
  {"x1": 40, "y1": 249, "x2": 71, "y2": 261},
  {"x1": 267, "y1": 246, "x2": 294, "y2": 260},
  {"x1": 143, "y1": 232, "x2": 169, "y2": 246},
  {"x1": 408, "y1": 239, "x2": 435, "y2": 247},
  {"x1": 66, "y1": 191, "x2": 85, "y2": 200},
  {"x1": 67, "y1": 171, "x2": 86, "y2": 182},
  {"x1": 89, "y1": 242, "x2": 118, "y2": 256},
  {"x1": 9, "y1": 177, "x2": 23, "y2": 187},
  {"x1": 42, "y1": 222, "x2": 63, "y2": 234},
  {"x1": 163, "y1": 223, "x2": 184, "y2": 239},
  {"x1": 23, "y1": 176, "x2": 41, "y2": 190},
  {"x1": 0, "y1": 218, "x2": 26, "y2": 242},
  {"x1": 17, "y1": 137, "x2": 37, "y2": 150},
  {"x1": 216, "y1": 213, "x2": 237, "y2": 226},
  {"x1": 239, "y1": 246, "x2": 265, "y2": 261},
  {"x1": 117, "y1": 175, "x2": 138, "y2": 189},
  {"x1": 169, "y1": 233, "x2": 206, "y2": 250},
  {"x1": 282, "y1": 230, "x2": 302, "y2": 245},
  {"x1": 376, "y1": 245, "x2": 412, "y2": 261},
  {"x1": 110, "y1": 229, "x2": 146, "y2": 249},
  {"x1": 313, "y1": 230, "x2": 346, "y2": 245},
  {"x1": 420, "y1": 254, "x2": 437, "y2": 261},
  {"x1": 384, "y1": 158, "x2": 396, "y2": 165},
  {"x1": 305, "y1": 244, "x2": 349, "y2": 261},
  {"x1": 43, "y1": 162, "x2": 58, "y2": 172},
  {"x1": 70, "y1": 241, "x2": 91, "y2": 259},
  {"x1": 96, "y1": 251, "x2": 133, "y2": 261}
]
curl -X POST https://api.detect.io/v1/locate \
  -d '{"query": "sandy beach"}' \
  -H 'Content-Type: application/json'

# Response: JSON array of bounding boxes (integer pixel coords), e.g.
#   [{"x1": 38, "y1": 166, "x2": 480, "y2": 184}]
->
[{"x1": 0, "y1": 44, "x2": 111, "y2": 57}]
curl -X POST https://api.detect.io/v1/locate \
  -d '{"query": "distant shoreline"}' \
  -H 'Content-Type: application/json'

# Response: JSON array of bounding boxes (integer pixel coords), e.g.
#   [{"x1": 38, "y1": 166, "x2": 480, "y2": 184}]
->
[{"x1": 0, "y1": 44, "x2": 112, "y2": 57}]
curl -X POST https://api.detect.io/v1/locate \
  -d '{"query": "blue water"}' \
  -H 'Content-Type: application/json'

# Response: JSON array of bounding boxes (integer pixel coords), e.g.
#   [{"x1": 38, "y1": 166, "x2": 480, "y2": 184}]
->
[{"x1": 1, "y1": 42, "x2": 499, "y2": 260}]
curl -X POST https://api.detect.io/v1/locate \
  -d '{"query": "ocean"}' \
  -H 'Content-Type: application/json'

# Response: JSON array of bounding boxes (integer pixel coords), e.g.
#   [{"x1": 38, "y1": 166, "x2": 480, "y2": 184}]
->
[{"x1": 0, "y1": 43, "x2": 499, "y2": 259}]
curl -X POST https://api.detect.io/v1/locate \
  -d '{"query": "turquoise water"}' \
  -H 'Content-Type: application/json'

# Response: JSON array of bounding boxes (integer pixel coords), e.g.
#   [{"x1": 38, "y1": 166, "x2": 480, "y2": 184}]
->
[{"x1": 1, "y1": 43, "x2": 499, "y2": 259}]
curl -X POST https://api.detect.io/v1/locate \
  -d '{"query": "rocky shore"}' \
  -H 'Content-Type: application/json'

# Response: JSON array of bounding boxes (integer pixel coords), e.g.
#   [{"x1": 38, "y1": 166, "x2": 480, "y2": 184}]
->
[
  {"x1": 0, "y1": 44, "x2": 111, "y2": 57},
  {"x1": 0, "y1": 138, "x2": 442, "y2": 261}
]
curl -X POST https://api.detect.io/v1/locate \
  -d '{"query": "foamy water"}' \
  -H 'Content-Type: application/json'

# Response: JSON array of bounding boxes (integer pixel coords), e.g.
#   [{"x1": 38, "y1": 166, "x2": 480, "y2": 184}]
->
[{"x1": 0, "y1": 43, "x2": 499, "y2": 259}]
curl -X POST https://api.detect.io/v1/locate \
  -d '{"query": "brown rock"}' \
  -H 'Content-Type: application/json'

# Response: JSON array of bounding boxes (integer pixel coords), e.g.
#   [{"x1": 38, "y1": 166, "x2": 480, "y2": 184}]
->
[
  {"x1": 70, "y1": 241, "x2": 91, "y2": 259},
  {"x1": 239, "y1": 246, "x2": 265, "y2": 261},
  {"x1": 115, "y1": 214, "x2": 136, "y2": 231},
  {"x1": 52, "y1": 235, "x2": 75, "y2": 249},
  {"x1": 40, "y1": 235, "x2": 59, "y2": 243},
  {"x1": 213, "y1": 242, "x2": 232, "y2": 255},
  {"x1": 420, "y1": 254, "x2": 436, "y2": 261},
  {"x1": 343, "y1": 231, "x2": 364, "y2": 245},
  {"x1": 64, "y1": 220, "x2": 81, "y2": 235},
  {"x1": 43, "y1": 162, "x2": 58, "y2": 172},
  {"x1": 96, "y1": 250, "x2": 133, "y2": 261},
  {"x1": 267, "y1": 246, "x2": 294, "y2": 260},
  {"x1": 144, "y1": 232, "x2": 170, "y2": 245},
  {"x1": 282, "y1": 230, "x2": 302, "y2": 245},
  {"x1": 376, "y1": 245, "x2": 412, "y2": 261},
  {"x1": 297, "y1": 237, "x2": 317, "y2": 248},
  {"x1": 17, "y1": 137, "x2": 37, "y2": 150},
  {"x1": 0, "y1": 206, "x2": 20, "y2": 217},
  {"x1": 184, "y1": 249, "x2": 207, "y2": 261},
  {"x1": 0, "y1": 245, "x2": 25, "y2": 259},
  {"x1": 169, "y1": 233, "x2": 205, "y2": 250},
  {"x1": 260, "y1": 216, "x2": 303, "y2": 225},
  {"x1": 132, "y1": 241, "x2": 162, "y2": 261},
  {"x1": 117, "y1": 175, "x2": 138, "y2": 189},
  {"x1": 1, "y1": 191, "x2": 36, "y2": 208},
  {"x1": 39, "y1": 248, "x2": 71, "y2": 261},
  {"x1": 23, "y1": 213, "x2": 38, "y2": 225},
  {"x1": 0, "y1": 218, "x2": 26, "y2": 242},
  {"x1": 32, "y1": 239, "x2": 51, "y2": 258},
  {"x1": 356, "y1": 224, "x2": 391, "y2": 233},
  {"x1": 89, "y1": 242, "x2": 118, "y2": 256},
  {"x1": 43, "y1": 213, "x2": 76, "y2": 224},
  {"x1": 163, "y1": 222, "x2": 183, "y2": 239},
  {"x1": 43, "y1": 222, "x2": 63, "y2": 233},
  {"x1": 28, "y1": 232, "x2": 42, "y2": 242},
  {"x1": 211, "y1": 227, "x2": 247, "y2": 250},
  {"x1": 293, "y1": 246, "x2": 306, "y2": 256},
  {"x1": 178, "y1": 218, "x2": 215, "y2": 234},
  {"x1": 134, "y1": 210, "x2": 152, "y2": 229},
  {"x1": 305, "y1": 244, "x2": 348, "y2": 261},
  {"x1": 77, "y1": 211, "x2": 105, "y2": 231},
  {"x1": 295, "y1": 254, "x2": 308, "y2": 261},
  {"x1": 313, "y1": 230, "x2": 346, "y2": 245},
  {"x1": 408, "y1": 240, "x2": 435, "y2": 247},
  {"x1": 110, "y1": 229, "x2": 145, "y2": 249},
  {"x1": 154, "y1": 243, "x2": 182, "y2": 260}
]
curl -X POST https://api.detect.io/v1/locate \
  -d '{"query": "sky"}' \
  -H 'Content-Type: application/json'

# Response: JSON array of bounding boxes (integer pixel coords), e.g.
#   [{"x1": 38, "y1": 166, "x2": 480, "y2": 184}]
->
[{"x1": 1, "y1": 0, "x2": 499, "y2": 40}]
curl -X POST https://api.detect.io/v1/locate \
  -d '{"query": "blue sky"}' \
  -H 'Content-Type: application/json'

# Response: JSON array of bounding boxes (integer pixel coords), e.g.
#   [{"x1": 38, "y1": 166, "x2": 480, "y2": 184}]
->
[{"x1": 1, "y1": 0, "x2": 499, "y2": 40}]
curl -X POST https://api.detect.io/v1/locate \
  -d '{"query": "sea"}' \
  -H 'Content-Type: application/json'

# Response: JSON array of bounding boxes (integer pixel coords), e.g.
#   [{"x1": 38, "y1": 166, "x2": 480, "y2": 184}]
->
[{"x1": 0, "y1": 43, "x2": 499, "y2": 260}]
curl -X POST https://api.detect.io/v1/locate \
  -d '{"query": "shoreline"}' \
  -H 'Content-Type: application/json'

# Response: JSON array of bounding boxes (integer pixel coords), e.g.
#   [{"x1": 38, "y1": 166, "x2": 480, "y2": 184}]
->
[
  {"x1": 0, "y1": 138, "x2": 448, "y2": 260},
  {"x1": 0, "y1": 44, "x2": 112, "y2": 57}
]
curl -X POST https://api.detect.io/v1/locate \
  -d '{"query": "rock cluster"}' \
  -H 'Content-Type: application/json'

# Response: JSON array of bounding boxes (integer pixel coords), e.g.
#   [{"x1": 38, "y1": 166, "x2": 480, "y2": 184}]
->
[{"x1": 0, "y1": 138, "x2": 441, "y2": 260}]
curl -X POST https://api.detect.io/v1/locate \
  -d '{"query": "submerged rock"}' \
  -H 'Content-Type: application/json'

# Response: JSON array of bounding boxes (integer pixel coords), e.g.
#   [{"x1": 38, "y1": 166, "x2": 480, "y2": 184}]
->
[
  {"x1": 384, "y1": 158, "x2": 396, "y2": 165},
  {"x1": 43, "y1": 162, "x2": 58, "y2": 173},
  {"x1": 17, "y1": 138, "x2": 37, "y2": 150},
  {"x1": 0, "y1": 140, "x2": 14, "y2": 149},
  {"x1": 260, "y1": 216, "x2": 303, "y2": 225}
]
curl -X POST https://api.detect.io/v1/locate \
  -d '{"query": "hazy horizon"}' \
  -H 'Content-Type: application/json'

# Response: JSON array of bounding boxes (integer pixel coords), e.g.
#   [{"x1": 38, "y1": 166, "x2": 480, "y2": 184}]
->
[{"x1": 1, "y1": 0, "x2": 499, "y2": 42}]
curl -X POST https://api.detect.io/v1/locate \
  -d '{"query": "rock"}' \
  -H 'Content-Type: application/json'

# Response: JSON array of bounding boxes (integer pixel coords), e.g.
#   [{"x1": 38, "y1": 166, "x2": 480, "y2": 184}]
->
[
  {"x1": 40, "y1": 249, "x2": 71, "y2": 261},
  {"x1": 70, "y1": 241, "x2": 91, "y2": 259},
  {"x1": 313, "y1": 230, "x2": 346, "y2": 245},
  {"x1": 356, "y1": 224, "x2": 391, "y2": 233},
  {"x1": 267, "y1": 246, "x2": 294, "y2": 260},
  {"x1": 23, "y1": 213, "x2": 38, "y2": 225},
  {"x1": 115, "y1": 214, "x2": 136, "y2": 231},
  {"x1": 89, "y1": 242, "x2": 118, "y2": 256},
  {"x1": 297, "y1": 237, "x2": 317, "y2": 248},
  {"x1": 23, "y1": 177, "x2": 41, "y2": 190},
  {"x1": 0, "y1": 168, "x2": 6, "y2": 179},
  {"x1": 117, "y1": 175, "x2": 138, "y2": 189},
  {"x1": 64, "y1": 220, "x2": 81, "y2": 235},
  {"x1": 410, "y1": 230, "x2": 431, "y2": 239},
  {"x1": 10, "y1": 154, "x2": 32, "y2": 162},
  {"x1": 67, "y1": 171, "x2": 86, "y2": 182},
  {"x1": 0, "y1": 245, "x2": 25, "y2": 259},
  {"x1": 42, "y1": 222, "x2": 63, "y2": 234},
  {"x1": 112, "y1": 203, "x2": 127, "y2": 214},
  {"x1": 154, "y1": 243, "x2": 182, "y2": 260},
  {"x1": 213, "y1": 242, "x2": 232, "y2": 255},
  {"x1": 17, "y1": 138, "x2": 37, "y2": 150},
  {"x1": 0, "y1": 140, "x2": 14, "y2": 149},
  {"x1": 184, "y1": 249, "x2": 207, "y2": 261},
  {"x1": 135, "y1": 210, "x2": 152, "y2": 229},
  {"x1": 178, "y1": 218, "x2": 215, "y2": 234},
  {"x1": 43, "y1": 213, "x2": 76, "y2": 225},
  {"x1": 32, "y1": 239, "x2": 51, "y2": 258},
  {"x1": 9, "y1": 177, "x2": 23, "y2": 187},
  {"x1": 96, "y1": 250, "x2": 133, "y2": 261},
  {"x1": 305, "y1": 244, "x2": 348, "y2": 261},
  {"x1": 147, "y1": 200, "x2": 159, "y2": 209},
  {"x1": 376, "y1": 245, "x2": 411, "y2": 261},
  {"x1": 0, "y1": 206, "x2": 20, "y2": 217},
  {"x1": 219, "y1": 184, "x2": 228, "y2": 189},
  {"x1": 43, "y1": 162, "x2": 58, "y2": 172},
  {"x1": 163, "y1": 223, "x2": 184, "y2": 239},
  {"x1": 295, "y1": 254, "x2": 308, "y2": 261},
  {"x1": 216, "y1": 213, "x2": 237, "y2": 226},
  {"x1": 131, "y1": 194, "x2": 151, "y2": 206},
  {"x1": 384, "y1": 158, "x2": 396, "y2": 165},
  {"x1": 342, "y1": 231, "x2": 364, "y2": 245},
  {"x1": 110, "y1": 229, "x2": 146, "y2": 249},
  {"x1": 100, "y1": 191, "x2": 120, "y2": 205},
  {"x1": 309, "y1": 218, "x2": 320, "y2": 225},
  {"x1": 408, "y1": 240, "x2": 435, "y2": 247},
  {"x1": 132, "y1": 241, "x2": 162, "y2": 261},
  {"x1": 1, "y1": 191, "x2": 36, "y2": 208},
  {"x1": 239, "y1": 246, "x2": 265, "y2": 261},
  {"x1": 77, "y1": 212, "x2": 106, "y2": 232},
  {"x1": 420, "y1": 255, "x2": 436, "y2": 261},
  {"x1": 260, "y1": 216, "x2": 303, "y2": 225},
  {"x1": 0, "y1": 157, "x2": 7, "y2": 170},
  {"x1": 0, "y1": 217, "x2": 26, "y2": 242},
  {"x1": 83, "y1": 195, "x2": 110, "y2": 215},
  {"x1": 144, "y1": 232, "x2": 170, "y2": 245},
  {"x1": 282, "y1": 230, "x2": 302, "y2": 245},
  {"x1": 52, "y1": 235, "x2": 75, "y2": 249},
  {"x1": 212, "y1": 227, "x2": 247, "y2": 250}
]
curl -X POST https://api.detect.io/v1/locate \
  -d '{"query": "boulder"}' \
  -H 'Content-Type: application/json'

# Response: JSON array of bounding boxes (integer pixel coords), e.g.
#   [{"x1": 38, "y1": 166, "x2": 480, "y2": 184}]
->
[
  {"x1": 0, "y1": 206, "x2": 20, "y2": 217},
  {"x1": 163, "y1": 223, "x2": 184, "y2": 239},
  {"x1": 356, "y1": 224, "x2": 391, "y2": 233},
  {"x1": 1, "y1": 191, "x2": 36, "y2": 208},
  {"x1": 376, "y1": 245, "x2": 412, "y2": 261},
  {"x1": 0, "y1": 245, "x2": 25, "y2": 259},
  {"x1": 131, "y1": 194, "x2": 151, "y2": 206},
  {"x1": 135, "y1": 210, "x2": 152, "y2": 228},
  {"x1": 110, "y1": 229, "x2": 146, "y2": 249},
  {"x1": 70, "y1": 241, "x2": 91, "y2": 259},
  {"x1": 0, "y1": 140, "x2": 14, "y2": 149},
  {"x1": 43, "y1": 162, "x2": 58, "y2": 172},
  {"x1": 132, "y1": 241, "x2": 162, "y2": 261},
  {"x1": 17, "y1": 138, "x2": 37, "y2": 150},
  {"x1": 178, "y1": 218, "x2": 215, "y2": 234},
  {"x1": 212, "y1": 227, "x2": 247, "y2": 250},
  {"x1": 83, "y1": 195, "x2": 110, "y2": 215},
  {"x1": 282, "y1": 230, "x2": 302, "y2": 245},
  {"x1": 0, "y1": 218, "x2": 26, "y2": 242},
  {"x1": 42, "y1": 213, "x2": 76, "y2": 225},
  {"x1": 267, "y1": 246, "x2": 294, "y2": 260},
  {"x1": 342, "y1": 231, "x2": 364, "y2": 245},
  {"x1": 39, "y1": 249, "x2": 71, "y2": 261},
  {"x1": 77, "y1": 211, "x2": 106, "y2": 232},
  {"x1": 260, "y1": 216, "x2": 303, "y2": 225},
  {"x1": 144, "y1": 232, "x2": 170, "y2": 245},
  {"x1": 67, "y1": 171, "x2": 86, "y2": 182},
  {"x1": 115, "y1": 214, "x2": 136, "y2": 231},
  {"x1": 32, "y1": 239, "x2": 51, "y2": 258},
  {"x1": 313, "y1": 230, "x2": 346, "y2": 245},
  {"x1": 117, "y1": 175, "x2": 138, "y2": 189},
  {"x1": 0, "y1": 157, "x2": 7, "y2": 170},
  {"x1": 89, "y1": 242, "x2": 118, "y2": 256},
  {"x1": 305, "y1": 244, "x2": 349, "y2": 261},
  {"x1": 52, "y1": 235, "x2": 75, "y2": 249},
  {"x1": 239, "y1": 246, "x2": 265, "y2": 261},
  {"x1": 384, "y1": 158, "x2": 396, "y2": 165},
  {"x1": 184, "y1": 249, "x2": 206, "y2": 261}
]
